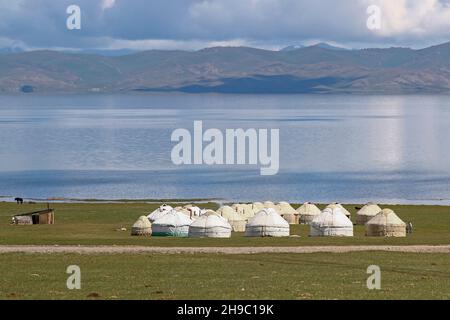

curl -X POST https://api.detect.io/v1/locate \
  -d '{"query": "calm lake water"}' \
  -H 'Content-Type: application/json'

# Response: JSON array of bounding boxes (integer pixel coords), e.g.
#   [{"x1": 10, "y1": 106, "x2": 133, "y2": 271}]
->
[{"x1": 1, "y1": 94, "x2": 450, "y2": 204}]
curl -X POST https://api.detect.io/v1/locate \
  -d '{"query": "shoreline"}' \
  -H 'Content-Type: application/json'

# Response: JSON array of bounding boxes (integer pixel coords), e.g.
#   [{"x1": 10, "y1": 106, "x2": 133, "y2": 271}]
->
[{"x1": 2, "y1": 196, "x2": 450, "y2": 206}]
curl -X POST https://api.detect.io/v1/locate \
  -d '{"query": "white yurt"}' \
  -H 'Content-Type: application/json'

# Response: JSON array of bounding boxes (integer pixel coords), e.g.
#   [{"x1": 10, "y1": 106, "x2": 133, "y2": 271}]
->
[
  {"x1": 131, "y1": 216, "x2": 152, "y2": 236},
  {"x1": 188, "y1": 212, "x2": 232, "y2": 238},
  {"x1": 217, "y1": 205, "x2": 237, "y2": 219},
  {"x1": 263, "y1": 201, "x2": 276, "y2": 209},
  {"x1": 276, "y1": 201, "x2": 299, "y2": 224},
  {"x1": 232, "y1": 203, "x2": 255, "y2": 219},
  {"x1": 365, "y1": 209, "x2": 406, "y2": 237},
  {"x1": 174, "y1": 206, "x2": 196, "y2": 219},
  {"x1": 184, "y1": 205, "x2": 202, "y2": 218},
  {"x1": 327, "y1": 203, "x2": 351, "y2": 218},
  {"x1": 217, "y1": 205, "x2": 246, "y2": 232},
  {"x1": 252, "y1": 202, "x2": 264, "y2": 212},
  {"x1": 356, "y1": 202, "x2": 382, "y2": 225},
  {"x1": 152, "y1": 209, "x2": 193, "y2": 237},
  {"x1": 310, "y1": 204, "x2": 353, "y2": 237},
  {"x1": 245, "y1": 208, "x2": 290, "y2": 237},
  {"x1": 296, "y1": 202, "x2": 322, "y2": 224},
  {"x1": 147, "y1": 204, "x2": 173, "y2": 222}
]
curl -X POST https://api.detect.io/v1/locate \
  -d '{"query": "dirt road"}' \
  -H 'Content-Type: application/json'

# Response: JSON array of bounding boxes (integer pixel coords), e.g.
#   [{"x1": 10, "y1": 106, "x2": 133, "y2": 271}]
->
[{"x1": 0, "y1": 245, "x2": 449, "y2": 254}]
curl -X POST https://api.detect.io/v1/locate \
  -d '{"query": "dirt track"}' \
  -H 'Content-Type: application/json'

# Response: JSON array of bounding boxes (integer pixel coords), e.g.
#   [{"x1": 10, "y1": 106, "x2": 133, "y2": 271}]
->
[{"x1": 0, "y1": 245, "x2": 449, "y2": 254}]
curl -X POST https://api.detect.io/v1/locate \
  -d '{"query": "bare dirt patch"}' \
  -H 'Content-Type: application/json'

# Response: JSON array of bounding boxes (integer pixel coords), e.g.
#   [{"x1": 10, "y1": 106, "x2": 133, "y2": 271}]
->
[{"x1": 0, "y1": 245, "x2": 449, "y2": 254}]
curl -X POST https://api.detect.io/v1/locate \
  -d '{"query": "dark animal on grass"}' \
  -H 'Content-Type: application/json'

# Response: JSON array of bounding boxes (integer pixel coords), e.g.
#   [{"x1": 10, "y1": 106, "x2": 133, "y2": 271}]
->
[
  {"x1": 14, "y1": 197, "x2": 24, "y2": 204},
  {"x1": 406, "y1": 222, "x2": 413, "y2": 234}
]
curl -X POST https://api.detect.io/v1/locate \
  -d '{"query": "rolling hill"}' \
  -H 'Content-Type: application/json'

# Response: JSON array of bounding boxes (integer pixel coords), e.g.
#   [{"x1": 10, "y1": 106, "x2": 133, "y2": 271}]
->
[{"x1": 1, "y1": 42, "x2": 450, "y2": 94}]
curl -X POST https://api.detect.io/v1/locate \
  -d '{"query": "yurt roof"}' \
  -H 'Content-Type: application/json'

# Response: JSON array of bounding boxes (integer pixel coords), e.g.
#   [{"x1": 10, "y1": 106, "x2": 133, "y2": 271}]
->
[
  {"x1": 296, "y1": 202, "x2": 321, "y2": 215},
  {"x1": 148, "y1": 204, "x2": 173, "y2": 220},
  {"x1": 190, "y1": 213, "x2": 232, "y2": 229},
  {"x1": 202, "y1": 209, "x2": 218, "y2": 216},
  {"x1": 153, "y1": 209, "x2": 193, "y2": 227},
  {"x1": 247, "y1": 208, "x2": 288, "y2": 228},
  {"x1": 263, "y1": 201, "x2": 275, "y2": 207},
  {"x1": 217, "y1": 206, "x2": 245, "y2": 221},
  {"x1": 276, "y1": 202, "x2": 297, "y2": 214},
  {"x1": 312, "y1": 205, "x2": 353, "y2": 227},
  {"x1": 357, "y1": 203, "x2": 382, "y2": 216},
  {"x1": 366, "y1": 209, "x2": 406, "y2": 226},
  {"x1": 132, "y1": 216, "x2": 152, "y2": 228},
  {"x1": 174, "y1": 206, "x2": 191, "y2": 215},
  {"x1": 327, "y1": 203, "x2": 351, "y2": 215}
]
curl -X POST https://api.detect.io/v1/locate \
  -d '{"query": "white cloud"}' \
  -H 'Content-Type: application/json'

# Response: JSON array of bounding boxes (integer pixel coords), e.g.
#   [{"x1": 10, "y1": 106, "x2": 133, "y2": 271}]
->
[
  {"x1": 364, "y1": 0, "x2": 450, "y2": 37},
  {"x1": 1, "y1": 0, "x2": 450, "y2": 51},
  {"x1": 101, "y1": 0, "x2": 116, "y2": 10}
]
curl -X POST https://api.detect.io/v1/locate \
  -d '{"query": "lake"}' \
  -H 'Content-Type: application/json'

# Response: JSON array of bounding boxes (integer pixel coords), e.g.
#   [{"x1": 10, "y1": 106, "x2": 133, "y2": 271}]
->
[{"x1": 1, "y1": 94, "x2": 450, "y2": 204}]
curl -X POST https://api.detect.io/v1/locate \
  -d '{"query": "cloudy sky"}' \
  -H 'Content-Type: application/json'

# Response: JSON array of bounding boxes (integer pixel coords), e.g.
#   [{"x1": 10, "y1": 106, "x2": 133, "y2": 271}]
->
[{"x1": 1, "y1": 0, "x2": 450, "y2": 51}]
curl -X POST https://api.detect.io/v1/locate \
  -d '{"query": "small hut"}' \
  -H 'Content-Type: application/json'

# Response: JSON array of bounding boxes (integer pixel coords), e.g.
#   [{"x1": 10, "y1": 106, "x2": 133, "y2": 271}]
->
[
  {"x1": 245, "y1": 208, "x2": 289, "y2": 237},
  {"x1": 217, "y1": 206, "x2": 246, "y2": 232},
  {"x1": 131, "y1": 216, "x2": 152, "y2": 236},
  {"x1": 296, "y1": 202, "x2": 321, "y2": 224},
  {"x1": 152, "y1": 209, "x2": 193, "y2": 237},
  {"x1": 276, "y1": 201, "x2": 299, "y2": 224},
  {"x1": 327, "y1": 203, "x2": 351, "y2": 218},
  {"x1": 365, "y1": 209, "x2": 406, "y2": 237},
  {"x1": 310, "y1": 204, "x2": 353, "y2": 237},
  {"x1": 188, "y1": 212, "x2": 232, "y2": 238},
  {"x1": 12, "y1": 209, "x2": 55, "y2": 225},
  {"x1": 356, "y1": 202, "x2": 382, "y2": 225}
]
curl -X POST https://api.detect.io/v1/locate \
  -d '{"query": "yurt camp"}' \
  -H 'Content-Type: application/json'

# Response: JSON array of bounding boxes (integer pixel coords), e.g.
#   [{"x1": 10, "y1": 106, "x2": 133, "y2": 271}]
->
[
  {"x1": 147, "y1": 204, "x2": 173, "y2": 222},
  {"x1": 356, "y1": 202, "x2": 382, "y2": 225},
  {"x1": 310, "y1": 204, "x2": 353, "y2": 237},
  {"x1": 188, "y1": 211, "x2": 232, "y2": 238},
  {"x1": 217, "y1": 205, "x2": 246, "y2": 232},
  {"x1": 245, "y1": 208, "x2": 290, "y2": 237},
  {"x1": 296, "y1": 202, "x2": 321, "y2": 224},
  {"x1": 365, "y1": 209, "x2": 406, "y2": 237},
  {"x1": 152, "y1": 209, "x2": 193, "y2": 237},
  {"x1": 131, "y1": 216, "x2": 152, "y2": 236},
  {"x1": 276, "y1": 201, "x2": 299, "y2": 224},
  {"x1": 327, "y1": 203, "x2": 351, "y2": 218}
]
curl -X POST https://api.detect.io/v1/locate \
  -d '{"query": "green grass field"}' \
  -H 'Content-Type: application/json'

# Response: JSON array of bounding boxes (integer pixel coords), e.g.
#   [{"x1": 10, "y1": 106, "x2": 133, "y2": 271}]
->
[
  {"x1": 0, "y1": 201, "x2": 449, "y2": 300},
  {"x1": 0, "y1": 202, "x2": 449, "y2": 246},
  {"x1": 1, "y1": 252, "x2": 449, "y2": 299}
]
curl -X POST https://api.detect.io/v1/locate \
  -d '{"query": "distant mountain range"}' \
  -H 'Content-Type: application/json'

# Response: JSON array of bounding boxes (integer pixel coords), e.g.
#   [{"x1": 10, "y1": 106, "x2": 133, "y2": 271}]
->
[{"x1": 1, "y1": 42, "x2": 450, "y2": 94}]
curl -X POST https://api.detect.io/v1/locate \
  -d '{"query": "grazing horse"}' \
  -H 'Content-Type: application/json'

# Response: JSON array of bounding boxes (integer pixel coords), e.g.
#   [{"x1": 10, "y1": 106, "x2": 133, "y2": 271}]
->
[{"x1": 14, "y1": 197, "x2": 24, "y2": 204}]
